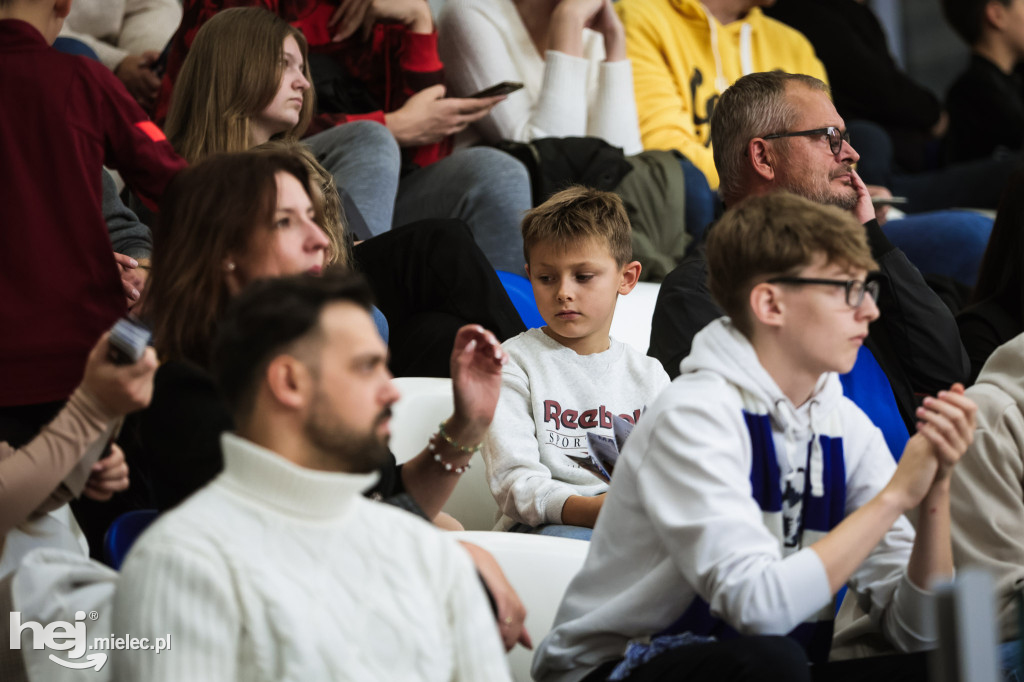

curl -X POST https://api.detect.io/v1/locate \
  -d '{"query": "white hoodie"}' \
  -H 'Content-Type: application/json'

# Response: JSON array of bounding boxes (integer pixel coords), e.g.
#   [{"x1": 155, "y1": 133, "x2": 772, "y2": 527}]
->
[{"x1": 532, "y1": 319, "x2": 934, "y2": 682}]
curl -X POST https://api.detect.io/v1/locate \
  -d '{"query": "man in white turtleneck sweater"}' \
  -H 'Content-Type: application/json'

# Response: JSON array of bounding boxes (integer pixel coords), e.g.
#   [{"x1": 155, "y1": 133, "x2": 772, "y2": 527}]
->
[{"x1": 110, "y1": 272, "x2": 512, "y2": 681}]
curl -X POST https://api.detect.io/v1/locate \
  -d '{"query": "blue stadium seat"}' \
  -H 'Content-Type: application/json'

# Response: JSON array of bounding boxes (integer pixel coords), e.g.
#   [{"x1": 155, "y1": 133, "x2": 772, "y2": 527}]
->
[
  {"x1": 497, "y1": 270, "x2": 545, "y2": 329},
  {"x1": 103, "y1": 509, "x2": 159, "y2": 570},
  {"x1": 840, "y1": 345, "x2": 910, "y2": 460}
]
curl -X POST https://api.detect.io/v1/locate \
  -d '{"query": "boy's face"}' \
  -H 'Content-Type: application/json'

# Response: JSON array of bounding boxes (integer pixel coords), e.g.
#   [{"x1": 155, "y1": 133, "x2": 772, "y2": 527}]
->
[
  {"x1": 526, "y1": 237, "x2": 639, "y2": 355},
  {"x1": 772, "y1": 255, "x2": 880, "y2": 379}
]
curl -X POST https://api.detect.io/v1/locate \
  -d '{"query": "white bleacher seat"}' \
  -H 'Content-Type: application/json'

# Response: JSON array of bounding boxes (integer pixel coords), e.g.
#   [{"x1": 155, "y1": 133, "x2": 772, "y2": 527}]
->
[
  {"x1": 389, "y1": 377, "x2": 499, "y2": 530},
  {"x1": 451, "y1": 530, "x2": 589, "y2": 681},
  {"x1": 609, "y1": 281, "x2": 660, "y2": 355}
]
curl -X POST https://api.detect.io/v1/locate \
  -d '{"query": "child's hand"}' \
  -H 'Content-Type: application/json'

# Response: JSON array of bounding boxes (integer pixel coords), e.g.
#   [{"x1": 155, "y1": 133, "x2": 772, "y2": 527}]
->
[{"x1": 83, "y1": 444, "x2": 130, "y2": 502}]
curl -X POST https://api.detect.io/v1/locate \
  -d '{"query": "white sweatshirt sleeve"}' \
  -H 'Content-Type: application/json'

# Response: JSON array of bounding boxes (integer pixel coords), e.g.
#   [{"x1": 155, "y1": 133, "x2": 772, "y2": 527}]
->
[
  {"x1": 483, "y1": 364, "x2": 579, "y2": 528},
  {"x1": 634, "y1": 383, "x2": 833, "y2": 635},
  {"x1": 111, "y1": 541, "x2": 240, "y2": 681},
  {"x1": 841, "y1": 411, "x2": 935, "y2": 651},
  {"x1": 590, "y1": 58, "x2": 643, "y2": 154}
]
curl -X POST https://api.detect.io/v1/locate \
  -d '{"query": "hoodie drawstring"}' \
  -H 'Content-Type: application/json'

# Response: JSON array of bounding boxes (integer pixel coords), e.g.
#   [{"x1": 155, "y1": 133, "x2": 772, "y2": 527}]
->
[{"x1": 808, "y1": 401, "x2": 825, "y2": 497}]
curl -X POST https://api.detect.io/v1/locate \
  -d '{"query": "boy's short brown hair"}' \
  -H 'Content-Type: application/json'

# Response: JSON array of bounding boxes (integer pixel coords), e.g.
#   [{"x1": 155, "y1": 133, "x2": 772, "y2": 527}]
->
[
  {"x1": 521, "y1": 186, "x2": 632, "y2": 266},
  {"x1": 706, "y1": 192, "x2": 878, "y2": 336}
]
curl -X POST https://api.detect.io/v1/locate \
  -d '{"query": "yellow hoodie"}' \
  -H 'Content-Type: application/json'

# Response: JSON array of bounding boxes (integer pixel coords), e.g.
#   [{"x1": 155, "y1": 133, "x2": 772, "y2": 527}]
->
[{"x1": 616, "y1": 0, "x2": 827, "y2": 189}]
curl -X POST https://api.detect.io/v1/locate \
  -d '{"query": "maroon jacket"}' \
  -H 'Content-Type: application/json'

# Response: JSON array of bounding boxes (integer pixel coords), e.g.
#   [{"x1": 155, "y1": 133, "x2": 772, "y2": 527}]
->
[{"x1": 0, "y1": 19, "x2": 186, "y2": 407}]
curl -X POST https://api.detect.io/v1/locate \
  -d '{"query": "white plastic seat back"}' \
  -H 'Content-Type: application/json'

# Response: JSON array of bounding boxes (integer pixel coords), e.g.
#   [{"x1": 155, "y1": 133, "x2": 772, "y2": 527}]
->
[
  {"x1": 451, "y1": 530, "x2": 589, "y2": 681},
  {"x1": 389, "y1": 377, "x2": 499, "y2": 530},
  {"x1": 609, "y1": 281, "x2": 660, "y2": 355}
]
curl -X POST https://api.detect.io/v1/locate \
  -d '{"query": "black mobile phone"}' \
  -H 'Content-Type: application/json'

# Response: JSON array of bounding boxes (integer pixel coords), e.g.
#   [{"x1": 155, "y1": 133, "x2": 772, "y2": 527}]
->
[
  {"x1": 108, "y1": 317, "x2": 152, "y2": 365},
  {"x1": 469, "y1": 81, "x2": 524, "y2": 98}
]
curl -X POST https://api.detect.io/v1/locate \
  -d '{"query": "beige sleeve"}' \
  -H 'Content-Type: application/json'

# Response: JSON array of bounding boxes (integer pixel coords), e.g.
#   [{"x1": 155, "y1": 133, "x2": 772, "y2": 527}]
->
[{"x1": 0, "y1": 390, "x2": 116, "y2": 536}]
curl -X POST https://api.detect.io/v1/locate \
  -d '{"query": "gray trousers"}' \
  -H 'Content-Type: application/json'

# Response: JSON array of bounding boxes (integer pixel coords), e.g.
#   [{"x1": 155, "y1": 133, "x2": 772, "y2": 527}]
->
[{"x1": 305, "y1": 120, "x2": 530, "y2": 274}]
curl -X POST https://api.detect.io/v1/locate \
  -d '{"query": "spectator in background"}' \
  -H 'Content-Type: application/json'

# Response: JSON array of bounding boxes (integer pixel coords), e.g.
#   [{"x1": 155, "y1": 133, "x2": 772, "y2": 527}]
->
[
  {"x1": 944, "y1": 0, "x2": 1024, "y2": 163},
  {"x1": 155, "y1": 0, "x2": 533, "y2": 272},
  {"x1": 957, "y1": 169, "x2": 1024, "y2": 384},
  {"x1": 0, "y1": 0, "x2": 185, "y2": 448},
  {"x1": 55, "y1": 0, "x2": 182, "y2": 109}
]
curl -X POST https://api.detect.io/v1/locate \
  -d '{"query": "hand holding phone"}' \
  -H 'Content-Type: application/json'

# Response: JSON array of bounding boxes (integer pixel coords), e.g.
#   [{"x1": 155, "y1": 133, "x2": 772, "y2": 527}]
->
[{"x1": 468, "y1": 81, "x2": 524, "y2": 99}]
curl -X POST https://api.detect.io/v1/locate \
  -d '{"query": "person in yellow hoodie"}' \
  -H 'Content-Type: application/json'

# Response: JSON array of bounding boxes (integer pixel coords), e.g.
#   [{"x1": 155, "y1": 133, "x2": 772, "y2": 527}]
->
[{"x1": 616, "y1": 0, "x2": 827, "y2": 189}]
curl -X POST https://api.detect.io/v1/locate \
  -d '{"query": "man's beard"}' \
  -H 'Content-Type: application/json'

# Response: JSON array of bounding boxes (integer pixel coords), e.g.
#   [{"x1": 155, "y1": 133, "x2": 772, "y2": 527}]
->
[
  {"x1": 783, "y1": 165, "x2": 859, "y2": 212},
  {"x1": 304, "y1": 387, "x2": 392, "y2": 474}
]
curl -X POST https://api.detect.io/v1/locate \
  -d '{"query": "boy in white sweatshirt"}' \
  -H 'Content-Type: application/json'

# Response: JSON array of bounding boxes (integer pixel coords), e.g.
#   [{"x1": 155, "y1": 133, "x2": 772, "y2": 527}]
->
[
  {"x1": 483, "y1": 186, "x2": 669, "y2": 538},
  {"x1": 532, "y1": 192, "x2": 978, "y2": 682}
]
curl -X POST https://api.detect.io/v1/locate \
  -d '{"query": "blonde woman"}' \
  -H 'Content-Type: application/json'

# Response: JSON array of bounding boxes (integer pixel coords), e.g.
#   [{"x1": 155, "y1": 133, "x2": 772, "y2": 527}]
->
[{"x1": 161, "y1": 4, "x2": 531, "y2": 273}]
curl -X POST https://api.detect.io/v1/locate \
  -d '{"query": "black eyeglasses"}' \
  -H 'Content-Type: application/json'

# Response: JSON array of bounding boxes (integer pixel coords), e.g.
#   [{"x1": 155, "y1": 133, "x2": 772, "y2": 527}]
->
[
  {"x1": 761, "y1": 127, "x2": 851, "y2": 156},
  {"x1": 765, "y1": 272, "x2": 881, "y2": 308}
]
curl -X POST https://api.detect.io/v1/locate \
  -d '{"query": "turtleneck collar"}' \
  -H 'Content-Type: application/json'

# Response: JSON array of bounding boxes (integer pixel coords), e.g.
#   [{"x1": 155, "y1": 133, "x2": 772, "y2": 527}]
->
[{"x1": 218, "y1": 432, "x2": 381, "y2": 521}]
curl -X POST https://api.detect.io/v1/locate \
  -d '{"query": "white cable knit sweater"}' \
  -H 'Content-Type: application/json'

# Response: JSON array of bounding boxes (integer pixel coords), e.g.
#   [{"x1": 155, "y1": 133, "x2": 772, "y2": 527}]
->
[{"x1": 110, "y1": 433, "x2": 511, "y2": 681}]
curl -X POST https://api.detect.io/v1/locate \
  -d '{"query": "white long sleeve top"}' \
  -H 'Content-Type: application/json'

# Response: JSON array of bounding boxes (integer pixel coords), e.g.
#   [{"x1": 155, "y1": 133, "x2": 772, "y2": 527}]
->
[
  {"x1": 438, "y1": 0, "x2": 643, "y2": 154},
  {"x1": 110, "y1": 433, "x2": 511, "y2": 682},
  {"x1": 58, "y1": 0, "x2": 182, "y2": 71}
]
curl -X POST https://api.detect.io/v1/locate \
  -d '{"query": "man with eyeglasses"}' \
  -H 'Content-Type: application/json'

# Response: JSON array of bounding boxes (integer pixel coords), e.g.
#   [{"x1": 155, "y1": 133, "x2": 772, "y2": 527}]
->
[
  {"x1": 533, "y1": 192, "x2": 977, "y2": 682},
  {"x1": 650, "y1": 71, "x2": 971, "y2": 444}
]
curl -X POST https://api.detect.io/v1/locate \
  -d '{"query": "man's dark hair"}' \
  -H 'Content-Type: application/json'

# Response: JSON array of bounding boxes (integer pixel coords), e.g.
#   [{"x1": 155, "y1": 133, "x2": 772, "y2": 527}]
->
[
  {"x1": 211, "y1": 269, "x2": 375, "y2": 421},
  {"x1": 942, "y1": 0, "x2": 1010, "y2": 45}
]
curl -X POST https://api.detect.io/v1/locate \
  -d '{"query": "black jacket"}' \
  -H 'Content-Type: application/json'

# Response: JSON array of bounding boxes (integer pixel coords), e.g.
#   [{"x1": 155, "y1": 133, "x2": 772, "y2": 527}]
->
[{"x1": 648, "y1": 219, "x2": 970, "y2": 432}]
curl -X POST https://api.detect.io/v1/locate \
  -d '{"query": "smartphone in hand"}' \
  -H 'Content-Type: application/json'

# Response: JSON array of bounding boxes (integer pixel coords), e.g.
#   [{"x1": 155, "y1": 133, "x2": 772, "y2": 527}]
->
[{"x1": 468, "y1": 81, "x2": 524, "y2": 98}]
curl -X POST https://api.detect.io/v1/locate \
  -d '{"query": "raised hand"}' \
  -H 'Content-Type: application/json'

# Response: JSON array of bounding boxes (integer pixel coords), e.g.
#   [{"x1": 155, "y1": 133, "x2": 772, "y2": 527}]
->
[
  {"x1": 384, "y1": 84, "x2": 505, "y2": 147},
  {"x1": 446, "y1": 325, "x2": 508, "y2": 447}
]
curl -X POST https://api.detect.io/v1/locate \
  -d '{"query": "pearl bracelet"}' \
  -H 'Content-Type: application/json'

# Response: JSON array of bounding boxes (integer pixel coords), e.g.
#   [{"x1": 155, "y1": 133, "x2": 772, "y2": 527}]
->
[{"x1": 428, "y1": 420, "x2": 481, "y2": 475}]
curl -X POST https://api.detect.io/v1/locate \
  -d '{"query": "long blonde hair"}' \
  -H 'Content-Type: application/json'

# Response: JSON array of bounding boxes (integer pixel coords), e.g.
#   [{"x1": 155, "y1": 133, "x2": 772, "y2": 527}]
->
[{"x1": 165, "y1": 7, "x2": 315, "y2": 162}]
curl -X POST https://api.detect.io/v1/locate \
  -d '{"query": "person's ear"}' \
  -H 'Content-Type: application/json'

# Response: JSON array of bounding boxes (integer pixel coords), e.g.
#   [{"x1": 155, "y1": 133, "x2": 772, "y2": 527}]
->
[
  {"x1": 748, "y1": 138, "x2": 776, "y2": 182},
  {"x1": 53, "y1": 0, "x2": 73, "y2": 19},
  {"x1": 749, "y1": 282, "x2": 785, "y2": 328},
  {"x1": 986, "y1": 0, "x2": 1009, "y2": 29},
  {"x1": 617, "y1": 260, "x2": 642, "y2": 295},
  {"x1": 524, "y1": 263, "x2": 531, "y2": 279},
  {"x1": 264, "y1": 355, "x2": 312, "y2": 411}
]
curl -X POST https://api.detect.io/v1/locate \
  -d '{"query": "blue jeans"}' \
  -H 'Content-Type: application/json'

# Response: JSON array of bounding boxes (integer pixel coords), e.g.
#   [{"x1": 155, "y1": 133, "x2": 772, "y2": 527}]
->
[
  {"x1": 881, "y1": 211, "x2": 993, "y2": 286},
  {"x1": 1001, "y1": 640, "x2": 1022, "y2": 682},
  {"x1": 509, "y1": 522, "x2": 593, "y2": 541}
]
